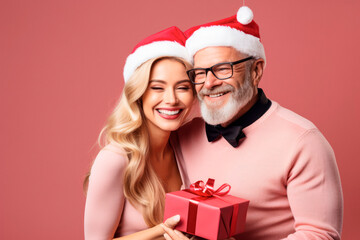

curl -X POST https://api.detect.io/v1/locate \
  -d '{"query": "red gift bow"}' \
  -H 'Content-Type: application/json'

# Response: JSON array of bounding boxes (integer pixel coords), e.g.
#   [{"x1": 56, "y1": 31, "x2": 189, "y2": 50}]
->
[
  {"x1": 189, "y1": 178, "x2": 231, "y2": 197},
  {"x1": 186, "y1": 178, "x2": 237, "y2": 237}
]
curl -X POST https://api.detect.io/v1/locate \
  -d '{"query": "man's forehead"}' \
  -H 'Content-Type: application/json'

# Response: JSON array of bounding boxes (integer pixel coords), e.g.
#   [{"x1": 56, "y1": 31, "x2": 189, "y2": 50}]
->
[{"x1": 193, "y1": 46, "x2": 244, "y2": 67}]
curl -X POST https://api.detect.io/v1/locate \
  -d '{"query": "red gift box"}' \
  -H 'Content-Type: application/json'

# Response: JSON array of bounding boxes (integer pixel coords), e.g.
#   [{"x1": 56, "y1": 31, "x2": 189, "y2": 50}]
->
[{"x1": 164, "y1": 179, "x2": 249, "y2": 240}]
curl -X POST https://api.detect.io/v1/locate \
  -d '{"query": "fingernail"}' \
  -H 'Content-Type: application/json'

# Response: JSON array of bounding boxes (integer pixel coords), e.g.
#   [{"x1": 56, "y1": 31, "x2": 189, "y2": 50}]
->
[
  {"x1": 163, "y1": 233, "x2": 170, "y2": 240},
  {"x1": 172, "y1": 214, "x2": 180, "y2": 222}
]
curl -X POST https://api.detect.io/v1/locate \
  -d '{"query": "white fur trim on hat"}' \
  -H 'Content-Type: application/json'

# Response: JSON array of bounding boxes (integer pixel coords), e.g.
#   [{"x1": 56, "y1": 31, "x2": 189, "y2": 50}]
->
[
  {"x1": 186, "y1": 25, "x2": 266, "y2": 63},
  {"x1": 123, "y1": 41, "x2": 191, "y2": 82}
]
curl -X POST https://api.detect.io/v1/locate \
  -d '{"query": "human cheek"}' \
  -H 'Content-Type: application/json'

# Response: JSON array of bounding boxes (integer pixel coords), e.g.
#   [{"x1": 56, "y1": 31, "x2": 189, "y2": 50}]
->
[
  {"x1": 231, "y1": 71, "x2": 246, "y2": 83},
  {"x1": 179, "y1": 92, "x2": 194, "y2": 111},
  {"x1": 143, "y1": 94, "x2": 162, "y2": 113},
  {"x1": 195, "y1": 85, "x2": 202, "y2": 94},
  {"x1": 224, "y1": 76, "x2": 241, "y2": 90}
]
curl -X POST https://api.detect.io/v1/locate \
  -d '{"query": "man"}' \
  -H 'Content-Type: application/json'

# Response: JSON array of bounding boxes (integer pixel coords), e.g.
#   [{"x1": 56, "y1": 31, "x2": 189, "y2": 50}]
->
[{"x1": 162, "y1": 6, "x2": 343, "y2": 240}]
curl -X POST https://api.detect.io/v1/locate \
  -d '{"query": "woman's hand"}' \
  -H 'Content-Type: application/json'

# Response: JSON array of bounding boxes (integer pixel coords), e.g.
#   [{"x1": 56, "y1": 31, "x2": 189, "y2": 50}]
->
[
  {"x1": 163, "y1": 215, "x2": 181, "y2": 229},
  {"x1": 161, "y1": 221, "x2": 235, "y2": 240},
  {"x1": 112, "y1": 215, "x2": 182, "y2": 240},
  {"x1": 161, "y1": 219, "x2": 192, "y2": 240}
]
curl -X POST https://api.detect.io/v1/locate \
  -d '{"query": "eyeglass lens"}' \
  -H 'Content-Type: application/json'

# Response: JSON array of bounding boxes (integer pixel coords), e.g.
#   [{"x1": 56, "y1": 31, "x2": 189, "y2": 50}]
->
[{"x1": 190, "y1": 63, "x2": 233, "y2": 84}]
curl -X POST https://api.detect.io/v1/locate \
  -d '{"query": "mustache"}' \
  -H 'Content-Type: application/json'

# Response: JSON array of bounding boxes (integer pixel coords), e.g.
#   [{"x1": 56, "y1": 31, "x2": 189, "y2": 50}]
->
[{"x1": 198, "y1": 85, "x2": 235, "y2": 97}]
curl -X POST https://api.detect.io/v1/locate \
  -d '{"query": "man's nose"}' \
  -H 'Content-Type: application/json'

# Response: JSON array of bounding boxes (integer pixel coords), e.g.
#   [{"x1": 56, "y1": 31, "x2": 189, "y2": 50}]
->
[{"x1": 203, "y1": 71, "x2": 223, "y2": 89}]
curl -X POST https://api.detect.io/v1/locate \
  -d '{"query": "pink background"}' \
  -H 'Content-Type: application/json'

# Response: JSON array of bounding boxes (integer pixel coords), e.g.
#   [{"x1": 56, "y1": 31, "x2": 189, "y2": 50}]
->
[{"x1": 1, "y1": 0, "x2": 359, "y2": 239}]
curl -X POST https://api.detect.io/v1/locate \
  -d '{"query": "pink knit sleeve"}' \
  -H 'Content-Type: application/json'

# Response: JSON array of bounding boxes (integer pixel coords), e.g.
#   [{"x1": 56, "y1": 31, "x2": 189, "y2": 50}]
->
[
  {"x1": 84, "y1": 146, "x2": 128, "y2": 240},
  {"x1": 283, "y1": 129, "x2": 343, "y2": 240}
]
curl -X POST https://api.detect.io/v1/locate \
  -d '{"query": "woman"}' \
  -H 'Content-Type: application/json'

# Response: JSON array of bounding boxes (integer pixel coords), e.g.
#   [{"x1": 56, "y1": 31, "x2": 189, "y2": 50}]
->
[{"x1": 84, "y1": 26, "x2": 194, "y2": 240}]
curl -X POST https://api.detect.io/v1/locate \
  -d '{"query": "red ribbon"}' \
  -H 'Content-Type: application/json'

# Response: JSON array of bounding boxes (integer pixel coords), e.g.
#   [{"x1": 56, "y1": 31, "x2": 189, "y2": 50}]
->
[
  {"x1": 189, "y1": 178, "x2": 231, "y2": 197},
  {"x1": 186, "y1": 178, "x2": 237, "y2": 237}
]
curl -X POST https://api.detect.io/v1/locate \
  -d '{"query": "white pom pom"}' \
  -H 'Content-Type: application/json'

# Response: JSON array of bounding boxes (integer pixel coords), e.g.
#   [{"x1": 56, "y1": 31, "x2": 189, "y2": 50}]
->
[{"x1": 237, "y1": 6, "x2": 254, "y2": 25}]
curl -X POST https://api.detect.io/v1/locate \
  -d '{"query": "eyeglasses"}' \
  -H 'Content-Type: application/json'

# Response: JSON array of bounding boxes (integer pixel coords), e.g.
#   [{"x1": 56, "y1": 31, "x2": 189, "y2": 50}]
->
[{"x1": 187, "y1": 56, "x2": 254, "y2": 85}]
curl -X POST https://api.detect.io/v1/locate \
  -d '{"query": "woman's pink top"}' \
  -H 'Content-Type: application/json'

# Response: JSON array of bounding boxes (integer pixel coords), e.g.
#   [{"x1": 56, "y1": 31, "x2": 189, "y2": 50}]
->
[{"x1": 84, "y1": 142, "x2": 190, "y2": 240}]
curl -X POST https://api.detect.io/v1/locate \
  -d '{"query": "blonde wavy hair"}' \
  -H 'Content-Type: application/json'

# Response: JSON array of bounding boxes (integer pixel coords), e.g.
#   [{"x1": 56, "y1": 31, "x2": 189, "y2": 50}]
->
[{"x1": 84, "y1": 56, "x2": 193, "y2": 227}]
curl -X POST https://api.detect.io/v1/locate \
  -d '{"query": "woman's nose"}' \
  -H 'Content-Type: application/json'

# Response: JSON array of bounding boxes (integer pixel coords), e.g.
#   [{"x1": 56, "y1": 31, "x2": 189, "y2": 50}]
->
[{"x1": 164, "y1": 89, "x2": 178, "y2": 105}]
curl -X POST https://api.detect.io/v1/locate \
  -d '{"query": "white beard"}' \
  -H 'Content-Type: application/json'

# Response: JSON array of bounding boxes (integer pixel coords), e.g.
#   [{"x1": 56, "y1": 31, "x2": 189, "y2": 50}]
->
[{"x1": 198, "y1": 71, "x2": 254, "y2": 125}]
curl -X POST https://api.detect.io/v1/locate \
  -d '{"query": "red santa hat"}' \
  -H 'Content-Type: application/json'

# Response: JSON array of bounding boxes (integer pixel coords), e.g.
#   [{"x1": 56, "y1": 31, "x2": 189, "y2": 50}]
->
[
  {"x1": 123, "y1": 26, "x2": 191, "y2": 82},
  {"x1": 184, "y1": 6, "x2": 266, "y2": 63}
]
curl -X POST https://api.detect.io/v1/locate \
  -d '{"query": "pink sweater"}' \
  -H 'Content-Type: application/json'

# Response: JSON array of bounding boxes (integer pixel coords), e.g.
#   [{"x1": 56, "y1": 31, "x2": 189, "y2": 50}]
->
[
  {"x1": 84, "y1": 143, "x2": 190, "y2": 239},
  {"x1": 175, "y1": 101, "x2": 343, "y2": 240}
]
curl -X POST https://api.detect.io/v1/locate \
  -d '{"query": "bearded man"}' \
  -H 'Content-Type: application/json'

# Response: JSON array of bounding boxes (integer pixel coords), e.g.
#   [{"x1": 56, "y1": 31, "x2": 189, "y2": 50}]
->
[{"x1": 162, "y1": 6, "x2": 343, "y2": 240}]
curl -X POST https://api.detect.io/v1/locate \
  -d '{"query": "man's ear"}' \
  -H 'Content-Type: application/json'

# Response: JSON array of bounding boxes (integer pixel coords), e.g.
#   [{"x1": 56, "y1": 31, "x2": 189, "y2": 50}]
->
[{"x1": 251, "y1": 58, "x2": 265, "y2": 87}]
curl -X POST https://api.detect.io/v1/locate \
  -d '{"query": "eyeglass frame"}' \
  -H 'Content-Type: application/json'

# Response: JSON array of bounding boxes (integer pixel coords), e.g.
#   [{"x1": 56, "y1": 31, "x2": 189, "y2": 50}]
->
[{"x1": 187, "y1": 56, "x2": 254, "y2": 85}]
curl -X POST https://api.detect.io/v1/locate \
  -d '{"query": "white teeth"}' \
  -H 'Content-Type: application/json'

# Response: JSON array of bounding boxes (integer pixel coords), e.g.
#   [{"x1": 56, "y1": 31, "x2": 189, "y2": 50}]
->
[
  {"x1": 209, "y1": 93, "x2": 225, "y2": 98},
  {"x1": 157, "y1": 109, "x2": 180, "y2": 115}
]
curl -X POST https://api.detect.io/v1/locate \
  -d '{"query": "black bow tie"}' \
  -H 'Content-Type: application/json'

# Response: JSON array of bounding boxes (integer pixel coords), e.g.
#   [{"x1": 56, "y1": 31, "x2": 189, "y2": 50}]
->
[
  {"x1": 205, "y1": 123, "x2": 246, "y2": 148},
  {"x1": 204, "y1": 88, "x2": 272, "y2": 148}
]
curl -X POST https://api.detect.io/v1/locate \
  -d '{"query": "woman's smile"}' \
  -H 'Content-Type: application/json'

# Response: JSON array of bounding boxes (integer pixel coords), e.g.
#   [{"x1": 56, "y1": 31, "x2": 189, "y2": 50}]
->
[{"x1": 156, "y1": 108, "x2": 183, "y2": 119}]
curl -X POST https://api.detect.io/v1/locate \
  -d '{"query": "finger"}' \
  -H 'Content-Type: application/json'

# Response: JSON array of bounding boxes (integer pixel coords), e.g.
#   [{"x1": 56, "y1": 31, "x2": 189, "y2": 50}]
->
[
  {"x1": 164, "y1": 215, "x2": 181, "y2": 228},
  {"x1": 161, "y1": 224, "x2": 189, "y2": 240},
  {"x1": 161, "y1": 223, "x2": 177, "y2": 236},
  {"x1": 164, "y1": 233, "x2": 172, "y2": 240},
  {"x1": 174, "y1": 230, "x2": 187, "y2": 238}
]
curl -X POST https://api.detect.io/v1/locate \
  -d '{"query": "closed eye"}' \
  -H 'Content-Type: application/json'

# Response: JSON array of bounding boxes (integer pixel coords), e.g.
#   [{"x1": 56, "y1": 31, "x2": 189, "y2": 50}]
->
[
  {"x1": 218, "y1": 67, "x2": 231, "y2": 71},
  {"x1": 195, "y1": 72, "x2": 206, "y2": 76},
  {"x1": 177, "y1": 86, "x2": 190, "y2": 90},
  {"x1": 150, "y1": 87, "x2": 164, "y2": 90}
]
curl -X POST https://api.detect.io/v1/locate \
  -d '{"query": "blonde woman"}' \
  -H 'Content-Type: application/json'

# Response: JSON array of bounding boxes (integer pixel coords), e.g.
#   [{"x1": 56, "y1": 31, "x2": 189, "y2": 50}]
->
[{"x1": 84, "y1": 27, "x2": 195, "y2": 240}]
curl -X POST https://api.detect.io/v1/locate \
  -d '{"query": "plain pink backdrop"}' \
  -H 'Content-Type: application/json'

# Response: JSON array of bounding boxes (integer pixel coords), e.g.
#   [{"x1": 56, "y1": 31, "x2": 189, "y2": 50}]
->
[{"x1": 1, "y1": 0, "x2": 359, "y2": 239}]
